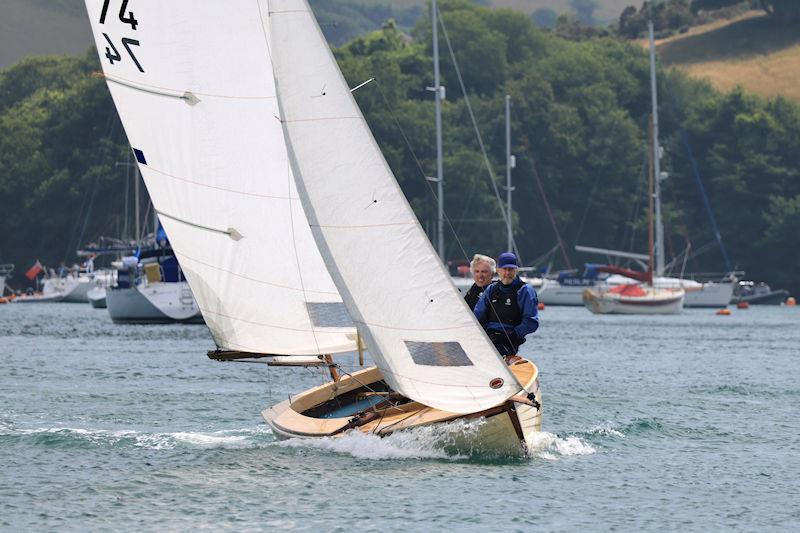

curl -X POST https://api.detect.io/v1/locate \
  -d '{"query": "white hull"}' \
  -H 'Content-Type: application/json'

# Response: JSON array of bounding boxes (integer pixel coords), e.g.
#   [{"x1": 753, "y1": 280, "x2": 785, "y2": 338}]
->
[
  {"x1": 15, "y1": 292, "x2": 66, "y2": 303},
  {"x1": 583, "y1": 287, "x2": 685, "y2": 315},
  {"x1": 538, "y1": 279, "x2": 595, "y2": 306},
  {"x1": 41, "y1": 271, "x2": 114, "y2": 303},
  {"x1": 87, "y1": 286, "x2": 107, "y2": 309},
  {"x1": 106, "y1": 281, "x2": 202, "y2": 324},
  {"x1": 655, "y1": 279, "x2": 734, "y2": 308}
]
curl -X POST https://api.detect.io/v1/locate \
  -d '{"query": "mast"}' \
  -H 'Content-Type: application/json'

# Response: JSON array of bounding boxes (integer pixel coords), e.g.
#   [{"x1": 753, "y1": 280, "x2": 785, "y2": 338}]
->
[
  {"x1": 505, "y1": 95, "x2": 514, "y2": 252},
  {"x1": 134, "y1": 162, "x2": 141, "y2": 243},
  {"x1": 153, "y1": 208, "x2": 159, "y2": 243},
  {"x1": 648, "y1": 20, "x2": 665, "y2": 277},
  {"x1": 429, "y1": 0, "x2": 445, "y2": 261},
  {"x1": 647, "y1": 116, "x2": 655, "y2": 285}
]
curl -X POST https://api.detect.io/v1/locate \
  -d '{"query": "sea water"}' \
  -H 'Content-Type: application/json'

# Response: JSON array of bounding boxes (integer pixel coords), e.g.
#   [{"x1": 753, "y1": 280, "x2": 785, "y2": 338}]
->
[{"x1": 1, "y1": 303, "x2": 798, "y2": 531}]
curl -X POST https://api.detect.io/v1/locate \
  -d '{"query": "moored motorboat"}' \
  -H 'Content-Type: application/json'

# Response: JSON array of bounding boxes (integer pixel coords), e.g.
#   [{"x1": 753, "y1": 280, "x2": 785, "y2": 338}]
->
[{"x1": 731, "y1": 281, "x2": 790, "y2": 306}]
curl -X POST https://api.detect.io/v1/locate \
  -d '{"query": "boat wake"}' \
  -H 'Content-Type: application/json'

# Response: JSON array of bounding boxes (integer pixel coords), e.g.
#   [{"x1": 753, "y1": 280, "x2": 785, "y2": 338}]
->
[
  {"x1": 276, "y1": 419, "x2": 489, "y2": 461},
  {"x1": 278, "y1": 419, "x2": 598, "y2": 462},
  {"x1": 527, "y1": 432, "x2": 597, "y2": 459},
  {"x1": 2, "y1": 421, "x2": 599, "y2": 460},
  {"x1": 0, "y1": 424, "x2": 273, "y2": 450}
]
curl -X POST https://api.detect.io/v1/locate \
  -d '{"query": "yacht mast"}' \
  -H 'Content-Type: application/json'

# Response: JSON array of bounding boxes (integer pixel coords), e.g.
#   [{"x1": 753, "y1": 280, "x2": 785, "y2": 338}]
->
[
  {"x1": 429, "y1": 0, "x2": 445, "y2": 261},
  {"x1": 505, "y1": 94, "x2": 514, "y2": 252},
  {"x1": 648, "y1": 20, "x2": 665, "y2": 277},
  {"x1": 134, "y1": 162, "x2": 141, "y2": 243}
]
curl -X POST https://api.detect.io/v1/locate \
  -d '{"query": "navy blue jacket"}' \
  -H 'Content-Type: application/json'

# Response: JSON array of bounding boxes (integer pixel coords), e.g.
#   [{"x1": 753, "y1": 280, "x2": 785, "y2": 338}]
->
[{"x1": 473, "y1": 277, "x2": 539, "y2": 341}]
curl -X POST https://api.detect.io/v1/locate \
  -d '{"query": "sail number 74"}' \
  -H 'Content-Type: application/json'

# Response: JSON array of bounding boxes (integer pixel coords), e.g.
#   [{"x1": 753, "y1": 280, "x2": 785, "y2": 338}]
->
[{"x1": 98, "y1": 0, "x2": 144, "y2": 73}]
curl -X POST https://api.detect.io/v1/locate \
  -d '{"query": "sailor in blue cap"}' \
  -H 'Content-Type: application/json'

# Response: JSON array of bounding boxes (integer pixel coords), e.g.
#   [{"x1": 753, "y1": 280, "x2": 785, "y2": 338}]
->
[{"x1": 473, "y1": 252, "x2": 539, "y2": 360}]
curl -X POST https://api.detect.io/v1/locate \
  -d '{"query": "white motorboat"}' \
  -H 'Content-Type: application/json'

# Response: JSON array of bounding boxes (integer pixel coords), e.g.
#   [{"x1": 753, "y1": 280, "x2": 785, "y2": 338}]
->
[{"x1": 40, "y1": 270, "x2": 114, "y2": 303}]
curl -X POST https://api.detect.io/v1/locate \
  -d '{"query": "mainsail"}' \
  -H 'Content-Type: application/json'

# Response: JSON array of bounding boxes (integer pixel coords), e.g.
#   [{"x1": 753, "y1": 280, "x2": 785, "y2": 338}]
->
[
  {"x1": 84, "y1": 0, "x2": 356, "y2": 356},
  {"x1": 268, "y1": 0, "x2": 522, "y2": 413}
]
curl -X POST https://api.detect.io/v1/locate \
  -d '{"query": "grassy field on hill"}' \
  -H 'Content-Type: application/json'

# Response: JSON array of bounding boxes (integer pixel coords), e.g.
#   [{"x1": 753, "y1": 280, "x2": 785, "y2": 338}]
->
[
  {"x1": 655, "y1": 11, "x2": 800, "y2": 101},
  {"x1": 358, "y1": 0, "x2": 633, "y2": 23},
  {"x1": 0, "y1": 0, "x2": 636, "y2": 69}
]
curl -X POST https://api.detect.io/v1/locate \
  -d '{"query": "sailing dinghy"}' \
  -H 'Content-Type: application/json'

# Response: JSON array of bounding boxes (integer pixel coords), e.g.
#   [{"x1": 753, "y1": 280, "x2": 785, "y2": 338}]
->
[{"x1": 85, "y1": 0, "x2": 541, "y2": 454}]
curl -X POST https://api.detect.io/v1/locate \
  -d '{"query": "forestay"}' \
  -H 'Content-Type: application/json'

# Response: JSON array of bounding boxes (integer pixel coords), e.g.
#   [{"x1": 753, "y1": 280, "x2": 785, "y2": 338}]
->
[
  {"x1": 84, "y1": 0, "x2": 356, "y2": 356},
  {"x1": 268, "y1": 0, "x2": 522, "y2": 413}
]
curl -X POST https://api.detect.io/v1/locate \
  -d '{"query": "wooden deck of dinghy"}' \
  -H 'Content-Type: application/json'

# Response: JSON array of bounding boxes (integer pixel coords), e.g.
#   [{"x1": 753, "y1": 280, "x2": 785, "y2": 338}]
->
[{"x1": 263, "y1": 359, "x2": 540, "y2": 447}]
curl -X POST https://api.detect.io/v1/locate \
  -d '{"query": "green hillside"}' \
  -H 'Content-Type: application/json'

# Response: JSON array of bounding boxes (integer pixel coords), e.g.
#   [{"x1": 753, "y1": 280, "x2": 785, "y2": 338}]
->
[
  {"x1": 1, "y1": 0, "x2": 798, "y2": 293},
  {"x1": 0, "y1": 0, "x2": 637, "y2": 69}
]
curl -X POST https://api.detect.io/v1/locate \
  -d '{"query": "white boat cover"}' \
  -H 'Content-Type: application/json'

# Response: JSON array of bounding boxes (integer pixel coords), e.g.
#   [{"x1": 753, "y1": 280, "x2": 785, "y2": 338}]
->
[
  {"x1": 268, "y1": 0, "x2": 521, "y2": 414},
  {"x1": 84, "y1": 0, "x2": 356, "y2": 356}
]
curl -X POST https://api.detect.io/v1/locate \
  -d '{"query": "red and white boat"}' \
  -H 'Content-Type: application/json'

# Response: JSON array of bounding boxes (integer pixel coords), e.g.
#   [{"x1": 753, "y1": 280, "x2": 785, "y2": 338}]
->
[{"x1": 583, "y1": 283, "x2": 684, "y2": 314}]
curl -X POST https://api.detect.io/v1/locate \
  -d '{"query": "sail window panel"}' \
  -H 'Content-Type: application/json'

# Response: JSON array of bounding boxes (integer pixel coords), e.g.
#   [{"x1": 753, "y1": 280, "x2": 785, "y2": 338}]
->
[
  {"x1": 133, "y1": 148, "x2": 147, "y2": 165},
  {"x1": 404, "y1": 341, "x2": 473, "y2": 367},
  {"x1": 306, "y1": 302, "x2": 354, "y2": 328}
]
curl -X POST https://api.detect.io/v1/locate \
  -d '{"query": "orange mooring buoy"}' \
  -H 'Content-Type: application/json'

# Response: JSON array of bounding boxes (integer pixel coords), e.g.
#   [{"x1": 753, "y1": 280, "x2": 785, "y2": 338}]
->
[
  {"x1": 538, "y1": 302, "x2": 545, "y2": 311},
  {"x1": 737, "y1": 301, "x2": 750, "y2": 309},
  {"x1": 716, "y1": 308, "x2": 731, "y2": 316},
  {"x1": 786, "y1": 296, "x2": 796, "y2": 307}
]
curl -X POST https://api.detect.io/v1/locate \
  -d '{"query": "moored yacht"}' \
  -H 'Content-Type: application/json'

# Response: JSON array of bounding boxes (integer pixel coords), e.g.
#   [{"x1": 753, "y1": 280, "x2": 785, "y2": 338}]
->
[
  {"x1": 106, "y1": 249, "x2": 202, "y2": 324},
  {"x1": 41, "y1": 269, "x2": 114, "y2": 303}
]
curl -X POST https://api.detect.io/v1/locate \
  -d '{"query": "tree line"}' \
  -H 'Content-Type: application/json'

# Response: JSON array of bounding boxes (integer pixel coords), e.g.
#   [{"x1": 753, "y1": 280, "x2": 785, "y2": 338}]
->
[{"x1": 0, "y1": 0, "x2": 797, "y2": 292}]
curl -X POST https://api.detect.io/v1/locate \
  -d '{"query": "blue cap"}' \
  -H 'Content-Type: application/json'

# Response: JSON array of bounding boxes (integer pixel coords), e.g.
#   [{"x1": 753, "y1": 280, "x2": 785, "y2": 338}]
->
[{"x1": 497, "y1": 252, "x2": 519, "y2": 269}]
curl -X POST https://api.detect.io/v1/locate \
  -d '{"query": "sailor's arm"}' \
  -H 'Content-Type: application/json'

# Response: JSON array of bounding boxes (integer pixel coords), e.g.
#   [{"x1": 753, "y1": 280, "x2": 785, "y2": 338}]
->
[{"x1": 513, "y1": 286, "x2": 540, "y2": 338}]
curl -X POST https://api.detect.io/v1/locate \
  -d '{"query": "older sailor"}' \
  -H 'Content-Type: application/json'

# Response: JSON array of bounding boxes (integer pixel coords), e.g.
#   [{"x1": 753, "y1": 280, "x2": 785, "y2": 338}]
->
[
  {"x1": 474, "y1": 252, "x2": 539, "y2": 358},
  {"x1": 464, "y1": 254, "x2": 496, "y2": 311}
]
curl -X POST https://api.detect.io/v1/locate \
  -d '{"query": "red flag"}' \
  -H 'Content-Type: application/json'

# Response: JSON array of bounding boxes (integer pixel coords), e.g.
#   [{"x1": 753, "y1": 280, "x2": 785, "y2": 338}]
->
[{"x1": 25, "y1": 260, "x2": 43, "y2": 280}]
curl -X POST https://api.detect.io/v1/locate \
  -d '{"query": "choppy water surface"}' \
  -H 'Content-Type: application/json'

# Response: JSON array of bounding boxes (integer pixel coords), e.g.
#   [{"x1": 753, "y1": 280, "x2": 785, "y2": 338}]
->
[{"x1": 1, "y1": 303, "x2": 799, "y2": 530}]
